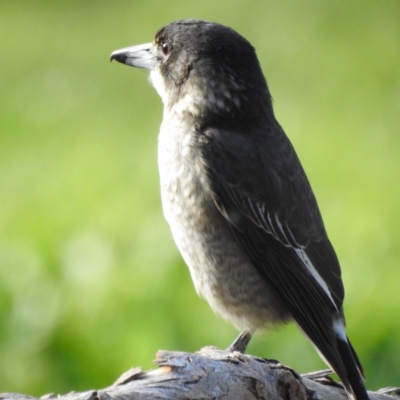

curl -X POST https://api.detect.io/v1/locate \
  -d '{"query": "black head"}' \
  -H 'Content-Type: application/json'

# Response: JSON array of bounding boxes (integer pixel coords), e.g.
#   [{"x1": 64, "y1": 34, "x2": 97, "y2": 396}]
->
[{"x1": 111, "y1": 19, "x2": 274, "y2": 128}]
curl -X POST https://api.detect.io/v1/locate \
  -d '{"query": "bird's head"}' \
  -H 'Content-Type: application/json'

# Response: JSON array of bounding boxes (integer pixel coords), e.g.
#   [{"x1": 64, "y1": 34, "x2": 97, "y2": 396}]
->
[{"x1": 111, "y1": 19, "x2": 274, "y2": 128}]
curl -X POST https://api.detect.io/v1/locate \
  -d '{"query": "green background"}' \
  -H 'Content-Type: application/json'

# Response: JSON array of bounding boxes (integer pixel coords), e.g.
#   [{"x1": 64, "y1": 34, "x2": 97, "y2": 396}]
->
[{"x1": 1, "y1": 0, "x2": 399, "y2": 396}]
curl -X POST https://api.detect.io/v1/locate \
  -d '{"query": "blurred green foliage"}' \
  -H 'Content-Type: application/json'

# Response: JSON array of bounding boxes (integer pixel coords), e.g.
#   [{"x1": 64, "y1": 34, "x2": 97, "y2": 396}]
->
[{"x1": 1, "y1": 0, "x2": 399, "y2": 396}]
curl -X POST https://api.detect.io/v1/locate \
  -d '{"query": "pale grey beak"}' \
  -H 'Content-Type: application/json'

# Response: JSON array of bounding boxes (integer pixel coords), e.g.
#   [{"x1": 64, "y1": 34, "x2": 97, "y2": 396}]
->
[{"x1": 110, "y1": 43, "x2": 156, "y2": 70}]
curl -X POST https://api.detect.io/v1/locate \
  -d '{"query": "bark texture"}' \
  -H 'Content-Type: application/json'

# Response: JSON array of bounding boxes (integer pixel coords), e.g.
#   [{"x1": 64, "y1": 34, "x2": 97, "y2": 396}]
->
[{"x1": 1, "y1": 348, "x2": 399, "y2": 400}]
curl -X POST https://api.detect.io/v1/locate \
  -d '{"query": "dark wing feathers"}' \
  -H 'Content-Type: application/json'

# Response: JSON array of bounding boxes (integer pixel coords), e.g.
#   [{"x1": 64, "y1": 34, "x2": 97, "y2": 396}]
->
[
  {"x1": 202, "y1": 123, "x2": 327, "y2": 243},
  {"x1": 199, "y1": 124, "x2": 349, "y2": 375},
  {"x1": 233, "y1": 220, "x2": 347, "y2": 377},
  {"x1": 201, "y1": 124, "x2": 344, "y2": 305}
]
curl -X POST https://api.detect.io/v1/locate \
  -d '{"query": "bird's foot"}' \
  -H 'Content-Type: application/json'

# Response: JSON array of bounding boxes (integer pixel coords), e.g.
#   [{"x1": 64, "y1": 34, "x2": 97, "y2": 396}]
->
[{"x1": 227, "y1": 330, "x2": 253, "y2": 353}]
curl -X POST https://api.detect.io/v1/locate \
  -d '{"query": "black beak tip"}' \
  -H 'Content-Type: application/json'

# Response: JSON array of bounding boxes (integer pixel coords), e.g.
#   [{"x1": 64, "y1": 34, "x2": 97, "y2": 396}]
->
[{"x1": 110, "y1": 52, "x2": 127, "y2": 64}]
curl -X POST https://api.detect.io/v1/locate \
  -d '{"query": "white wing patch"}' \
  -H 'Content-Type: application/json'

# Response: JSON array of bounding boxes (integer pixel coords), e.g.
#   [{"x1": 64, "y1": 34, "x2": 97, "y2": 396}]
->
[
  {"x1": 333, "y1": 316, "x2": 347, "y2": 341},
  {"x1": 267, "y1": 212, "x2": 278, "y2": 237},
  {"x1": 274, "y1": 215, "x2": 291, "y2": 244},
  {"x1": 251, "y1": 202, "x2": 307, "y2": 249},
  {"x1": 228, "y1": 192, "x2": 309, "y2": 248},
  {"x1": 294, "y1": 248, "x2": 338, "y2": 311},
  {"x1": 285, "y1": 222, "x2": 306, "y2": 249}
]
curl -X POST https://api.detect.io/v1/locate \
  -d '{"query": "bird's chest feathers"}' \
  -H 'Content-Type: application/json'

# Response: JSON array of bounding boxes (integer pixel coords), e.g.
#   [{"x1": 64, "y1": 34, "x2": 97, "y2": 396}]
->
[
  {"x1": 157, "y1": 115, "x2": 211, "y2": 227},
  {"x1": 157, "y1": 114, "x2": 221, "y2": 298}
]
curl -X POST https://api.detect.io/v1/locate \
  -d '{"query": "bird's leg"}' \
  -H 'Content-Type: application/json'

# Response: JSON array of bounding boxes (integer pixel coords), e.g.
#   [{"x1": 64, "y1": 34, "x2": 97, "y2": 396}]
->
[{"x1": 227, "y1": 330, "x2": 253, "y2": 353}]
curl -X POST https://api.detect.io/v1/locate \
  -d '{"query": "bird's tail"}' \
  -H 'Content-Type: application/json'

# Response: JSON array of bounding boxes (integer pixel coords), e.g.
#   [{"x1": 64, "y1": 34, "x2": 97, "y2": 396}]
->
[{"x1": 335, "y1": 336, "x2": 369, "y2": 400}]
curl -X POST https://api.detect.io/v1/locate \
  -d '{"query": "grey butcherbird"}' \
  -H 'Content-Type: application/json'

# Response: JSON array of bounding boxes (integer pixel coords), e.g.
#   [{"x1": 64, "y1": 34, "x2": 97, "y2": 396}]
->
[{"x1": 111, "y1": 19, "x2": 369, "y2": 400}]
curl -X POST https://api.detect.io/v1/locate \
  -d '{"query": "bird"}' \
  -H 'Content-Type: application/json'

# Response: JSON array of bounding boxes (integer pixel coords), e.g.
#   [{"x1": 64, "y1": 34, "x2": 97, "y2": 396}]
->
[{"x1": 111, "y1": 19, "x2": 369, "y2": 400}]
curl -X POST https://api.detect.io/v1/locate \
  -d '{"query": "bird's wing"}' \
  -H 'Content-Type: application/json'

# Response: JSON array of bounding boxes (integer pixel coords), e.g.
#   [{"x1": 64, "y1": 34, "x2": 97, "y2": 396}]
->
[{"x1": 199, "y1": 123, "x2": 349, "y2": 368}]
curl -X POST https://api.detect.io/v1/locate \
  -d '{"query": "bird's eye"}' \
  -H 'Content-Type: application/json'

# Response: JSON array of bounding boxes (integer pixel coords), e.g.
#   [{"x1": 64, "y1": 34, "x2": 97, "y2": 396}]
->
[{"x1": 161, "y1": 42, "x2": 170, "y2": 56}]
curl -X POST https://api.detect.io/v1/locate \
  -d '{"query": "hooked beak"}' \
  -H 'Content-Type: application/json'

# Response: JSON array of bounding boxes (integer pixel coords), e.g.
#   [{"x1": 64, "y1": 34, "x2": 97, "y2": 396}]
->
[{"x1": 110, "y1": 43, "x2": 156, "y2": 70}]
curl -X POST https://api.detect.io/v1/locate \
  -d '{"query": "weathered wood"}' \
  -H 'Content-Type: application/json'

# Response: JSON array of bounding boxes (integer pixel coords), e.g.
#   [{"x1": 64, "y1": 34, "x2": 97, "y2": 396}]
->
[{"x1": 1, "y1": 348, "x2": 398, "y2": 400}]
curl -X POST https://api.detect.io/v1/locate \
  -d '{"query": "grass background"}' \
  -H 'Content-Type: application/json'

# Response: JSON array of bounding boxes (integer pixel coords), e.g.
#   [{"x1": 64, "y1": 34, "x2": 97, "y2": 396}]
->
[{"x1": 1, "y1": 0, "x2": 399, "y2": 395}]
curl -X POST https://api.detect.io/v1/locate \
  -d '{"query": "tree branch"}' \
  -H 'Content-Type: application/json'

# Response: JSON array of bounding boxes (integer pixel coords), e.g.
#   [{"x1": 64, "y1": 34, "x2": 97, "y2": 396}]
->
[{"x1": 1, "y1": 347, "x2": 399, "y2": 400}]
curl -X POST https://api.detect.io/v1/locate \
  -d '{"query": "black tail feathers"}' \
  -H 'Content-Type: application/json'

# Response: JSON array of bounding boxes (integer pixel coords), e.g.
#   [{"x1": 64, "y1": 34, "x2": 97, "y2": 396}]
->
[{"x1": 336, "y1": 336, "x2": 369, "y2": 400}]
